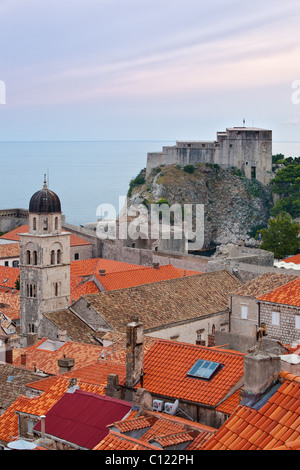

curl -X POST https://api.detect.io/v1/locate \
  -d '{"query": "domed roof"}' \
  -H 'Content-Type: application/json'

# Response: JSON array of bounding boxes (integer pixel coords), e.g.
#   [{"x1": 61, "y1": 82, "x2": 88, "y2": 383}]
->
[{"x1": 29, "y1": 176, "x2": 61, "y2": 214}]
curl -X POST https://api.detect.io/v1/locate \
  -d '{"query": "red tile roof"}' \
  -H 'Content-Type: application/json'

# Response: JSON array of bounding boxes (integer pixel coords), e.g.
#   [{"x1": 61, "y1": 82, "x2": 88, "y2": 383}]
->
[
  {"x1": 283, "y1": 254, "x2": 300, "y2": 265},
  {"x1": 0, "y1": 225, "x2": 91, "y2": 247},
  {"x1": 139, "y1": 340, "x2": 245, "y2": 406},
  {"x1": 70, "y1": 262, "x2": 201, "y2": 301},
  {"x1": 0, "y1": 291, "x2": 20, "y2": 319},
  {"x1": 202, "y1": 372, "x2": 300, "y2": 450},
  {"x1": 12, "y1": 339, "x2": 106, "y2": 375},
  {"x1": 0, "y1": 243, "x2": 20, "y2": 259},
  {"x1": 94, "y1": 430, "x2": 158, "y2": 450},
  {"x1": 0, "y1": 377, "x2": 106, "y2": 445},
  {"x1": 33, "y1": 390, "x2": 133, "y2": 449},
  {"x1": 95, "y1": 410, "x2": 216, "y2": 450},
  {"x1": 70, "y1": 257, "x2": 148, "y2": 278},
  {"x1": 94, "y1": 264, "x2": 200, "y2": 291},
  {"x1": 0, "y1": 266, "x2": 19, "y2": 290},
  {"x1": 258, "y1": 277, "x2": 300, "y2": 307}
]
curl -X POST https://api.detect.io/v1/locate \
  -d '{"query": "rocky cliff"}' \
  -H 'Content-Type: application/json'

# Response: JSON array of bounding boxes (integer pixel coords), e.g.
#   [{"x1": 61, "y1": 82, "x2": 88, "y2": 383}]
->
[{"x1": 127, "y1": 163, "x2": 273, "y2": 250}]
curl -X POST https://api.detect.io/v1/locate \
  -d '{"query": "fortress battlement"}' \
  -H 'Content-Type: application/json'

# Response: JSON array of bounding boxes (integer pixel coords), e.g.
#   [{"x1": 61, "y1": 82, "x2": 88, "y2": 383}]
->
[{"x1": 146, "y1": 127, "x2": 273, "y2": 185}]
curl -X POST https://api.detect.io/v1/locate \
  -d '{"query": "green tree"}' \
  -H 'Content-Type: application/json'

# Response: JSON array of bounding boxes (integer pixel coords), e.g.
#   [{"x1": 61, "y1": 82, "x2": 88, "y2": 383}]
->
[
  {"x1": 270, "y1": 163, "x2": 300, "y2": 218},
  {"x1": 257, "y1": 212, "x2": 300, "y2": 259}
]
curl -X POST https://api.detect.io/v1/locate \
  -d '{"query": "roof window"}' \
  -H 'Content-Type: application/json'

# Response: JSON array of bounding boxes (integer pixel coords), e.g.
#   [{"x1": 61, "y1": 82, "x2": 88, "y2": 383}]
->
[{"x1": 187, "y1": 359, "x2": 223, "y2": 380}]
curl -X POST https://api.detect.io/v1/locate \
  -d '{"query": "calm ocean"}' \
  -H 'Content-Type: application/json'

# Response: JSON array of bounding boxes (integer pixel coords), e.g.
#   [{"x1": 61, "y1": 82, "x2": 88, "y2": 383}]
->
[
  {"x1": 0, "y1": 140, "x2": 174, "y2": 226},
  {"x1": 0, "y1": 140, "x2": 299, "y2": 226}
]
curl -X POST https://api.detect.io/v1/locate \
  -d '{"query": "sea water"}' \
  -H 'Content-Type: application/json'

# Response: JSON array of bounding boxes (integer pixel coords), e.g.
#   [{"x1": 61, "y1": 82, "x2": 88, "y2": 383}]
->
[
  {"x1": 0, "y1": 139, "x2": 298, "y2": 226},
  {"x1": 0, "y1": 140, "x2": 174, "y2": 226}
]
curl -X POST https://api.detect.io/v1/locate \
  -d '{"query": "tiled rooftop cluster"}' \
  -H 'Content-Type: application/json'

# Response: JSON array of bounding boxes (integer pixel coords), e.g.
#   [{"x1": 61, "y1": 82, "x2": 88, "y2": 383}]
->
[{"x1": 202, "y1": 371, "x2": 300, "y2": 450}]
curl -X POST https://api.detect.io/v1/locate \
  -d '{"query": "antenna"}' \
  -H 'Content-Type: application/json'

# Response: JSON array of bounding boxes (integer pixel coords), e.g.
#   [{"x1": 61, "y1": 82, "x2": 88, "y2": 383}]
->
[{"x1": 47, "y1": 169, "x2": 50, "y2": 188}]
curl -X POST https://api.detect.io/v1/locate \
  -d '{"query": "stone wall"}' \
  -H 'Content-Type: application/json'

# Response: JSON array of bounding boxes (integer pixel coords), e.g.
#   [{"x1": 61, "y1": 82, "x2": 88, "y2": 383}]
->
[
  {"x1": 146, "y1": 311, "x2": 229, "y2": 346},
  {"x1": 259, "y1": 301, "x2": 300, "y2": 344},
  {"x1": 0, "y1": 209, "x2": 28, "y2": 233}
]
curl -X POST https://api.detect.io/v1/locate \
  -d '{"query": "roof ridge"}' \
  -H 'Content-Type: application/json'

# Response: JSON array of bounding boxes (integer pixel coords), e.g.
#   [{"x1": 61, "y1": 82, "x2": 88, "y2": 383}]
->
[
  {"x1": 149, "y1": 338, "x2": 245, "y2": 356},
  {"x1": 280, "y1": 370, "x2": 300, "y2": 383}
]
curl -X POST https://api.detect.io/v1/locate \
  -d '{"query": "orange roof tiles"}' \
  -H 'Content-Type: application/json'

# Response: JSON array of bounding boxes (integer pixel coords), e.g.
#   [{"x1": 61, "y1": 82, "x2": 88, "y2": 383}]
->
[
  {"x1": 258, "y1": 277, "x2": 300, "y2": 307},
  {"x1": 96, "y1": 409, "x2": 216, "y2": 451},
  {"x1": 0, "y1": 266, "x2": 19, "y2": 290},
  {"x1": 70, "y1": 257, "x2": 145, "y2": 278},
  {"x1": 283, "y1": 253, "x2": 300, "y2": 265},
  {"x1": 0, "y1": 291, "x2": 20, "y2": 319},
  {"x1": 94, "y1": 264, "x2": 200, "y2": 291},
  {"x1": 0, "y1": 225, "x2": 91, "y2": 247},
  {"x1": 0, "y1": 243, "x2": 20, "y2": 259},
  {"x1": 12, "y1": 339, "x2": 106, "y2": 375},
  {"x1": 94, "y1": 431, "x2": 158, "y2": 450},
  {"x1": 0, "y1": 377, "x2": 105, "y2": 445},
  {"x1": 202, "y1": 372, "x2": 300, "y2": 450},
  {"x1": 140, "y1": 340, "x2": 245, "y2": 406}
]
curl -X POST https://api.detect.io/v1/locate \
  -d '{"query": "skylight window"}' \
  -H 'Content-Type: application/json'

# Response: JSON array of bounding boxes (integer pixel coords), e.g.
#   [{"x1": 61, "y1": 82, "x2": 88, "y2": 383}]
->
[{"x1": 187, "y1": 359, "x2": 223, "y2": 380}]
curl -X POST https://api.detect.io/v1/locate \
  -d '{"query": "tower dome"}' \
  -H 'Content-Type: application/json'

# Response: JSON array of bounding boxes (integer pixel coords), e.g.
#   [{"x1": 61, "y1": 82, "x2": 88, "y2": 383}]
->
[{"x1": 29, "y1": 175, "x2": 61, "y2": 214}]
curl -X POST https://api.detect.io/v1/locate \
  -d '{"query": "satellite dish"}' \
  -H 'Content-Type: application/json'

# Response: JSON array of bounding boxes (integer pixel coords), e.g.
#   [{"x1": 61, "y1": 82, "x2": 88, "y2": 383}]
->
[{"x1": 7, "y1": 440, "x2": 37, "y2": 450}]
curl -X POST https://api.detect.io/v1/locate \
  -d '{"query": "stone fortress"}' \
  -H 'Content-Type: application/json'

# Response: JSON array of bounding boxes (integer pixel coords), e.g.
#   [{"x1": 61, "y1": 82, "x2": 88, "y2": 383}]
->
[{"x1": 146, "y1": 126, "x2": 273, "y2": 186}]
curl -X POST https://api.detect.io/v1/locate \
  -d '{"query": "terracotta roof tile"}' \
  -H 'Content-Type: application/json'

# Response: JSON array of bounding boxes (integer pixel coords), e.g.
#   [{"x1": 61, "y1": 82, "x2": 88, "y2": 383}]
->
[
  {"x1": 140, "y1": 339, "x2": 244, "y2": 406},
  {"x1": 202, "y1": 372, "x2": 300, "y2": 450},
  {"x1": 258, "y1": 277, "x2": 300, "y2": 307},
  {"x1": 0, "y1": 377, "x2": 106, "y2": 444},
  {"x1": 0, "y1": 291, "x2": 20, "y2": 319},
  {"x1": 231, "y1": 272, "x2": 298, "y2": 298},
  {"x1": 0, "y1": 225, "x2": 91, "y2": 247},
  {"x1": 0, "y1": 266, "x2": 19, "y2": 290},
  {"x1": 81, "y1": 270, "x2": 242, "y2": 334},
  {"x1": 0, "y1": 243, "x2": 20, "y2": 259},
  {"x1": 70, "y1": 263, "x2": 201, "y2": 302},
  {"x1": 283, "y1": 254, "x2": 300, "y2": 265}
]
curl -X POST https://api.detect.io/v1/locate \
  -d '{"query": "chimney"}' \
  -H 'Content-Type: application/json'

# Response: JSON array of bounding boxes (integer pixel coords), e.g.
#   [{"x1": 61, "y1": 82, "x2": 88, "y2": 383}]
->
[
  {"x1": 4, "y1": 338, "x2": 12, "y2": 364},
  {"x1": 105, "y1": 373, "x2": 122, "y2": 399},
  {"x1": 21, "y1": 353, "x2": 26, "y2": 367},
  {"x1": 40, "y1": 415, "x2": 46, "y2": 438},
  {"x1": 242, "y1": 342, "x2": 281, "y2": 404},
  {"x1": 125, "y1": 317, "x2": 144, "y2": 401},
  {"x1": 58, "y1": 329, "x2": 67, "y2": 342},
  {"x1": 67, "y1": 377, "x2": 79, "y2": 393},
  {"x1": 57, "y1": 355, "x2": 75, "y2": 374},
  {"x1": 99, "y1": 269, "x2": 106, "y2": 276},
  {"x1": 27, "y1": 332, "x2": 39, "y2": 347}
]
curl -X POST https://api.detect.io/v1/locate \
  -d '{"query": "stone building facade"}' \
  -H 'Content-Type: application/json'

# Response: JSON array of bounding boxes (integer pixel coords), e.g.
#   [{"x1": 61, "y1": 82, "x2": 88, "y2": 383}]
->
[
  {"x1": 146, "y1": 126, "x2": 273, "y2": 185},
  {"x1": 259, "y1": 301, "x2": 300, "y2": 345}
]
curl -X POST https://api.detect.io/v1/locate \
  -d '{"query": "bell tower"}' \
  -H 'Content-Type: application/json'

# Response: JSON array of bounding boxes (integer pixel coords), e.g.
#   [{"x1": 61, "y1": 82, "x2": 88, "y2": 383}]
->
[{"x1": 19, "y1": 176, "x2": 71, "y2": 346}]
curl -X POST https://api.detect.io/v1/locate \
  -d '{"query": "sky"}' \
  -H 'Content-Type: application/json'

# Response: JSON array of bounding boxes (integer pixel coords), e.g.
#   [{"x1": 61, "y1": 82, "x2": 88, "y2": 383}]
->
[{"x1": 1, "y1": 0, "x2": 300, "y2": 143}]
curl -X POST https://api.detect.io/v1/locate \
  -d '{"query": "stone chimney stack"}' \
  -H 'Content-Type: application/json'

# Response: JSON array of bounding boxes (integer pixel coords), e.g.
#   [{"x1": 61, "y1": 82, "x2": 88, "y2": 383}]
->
[
  {"x1": 242, "y1": 342, "x2": 281, "y2": 403},
  {"x1": 125, "y1": 317, "x2": 144, "y2": 401},
  {"x1": 57, "y1": 355, "x2": 75, "y2": 374}
]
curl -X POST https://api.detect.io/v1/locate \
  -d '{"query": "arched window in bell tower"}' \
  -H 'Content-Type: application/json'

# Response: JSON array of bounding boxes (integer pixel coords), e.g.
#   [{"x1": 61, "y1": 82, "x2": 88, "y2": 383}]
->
[
  {"x1": 26, "y1": 250, "x2": 31, "y2": 265},
  {"x1": 33, "y1": 251, "x2": 37, "y2": 266},
  {"x1": 51, "y1": 250, "x2": 55, "y2": 265},
  {"x1": 57, "y1": 249, "x2": 62, "y2": 264},
  {"x1": 33, "y1": 217, "x2": 37, "y2": 231},
  {"x1": 55, "y1": 216, "x2": 58, "y2": 231},
  {"x1": 43, "y1": 217, "x2": 48, "y2": 231}
]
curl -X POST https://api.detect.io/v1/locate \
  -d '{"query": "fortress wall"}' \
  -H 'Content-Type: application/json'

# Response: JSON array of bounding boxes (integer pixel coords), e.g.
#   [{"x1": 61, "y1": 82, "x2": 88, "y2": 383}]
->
[
  {"x1": 0, "y1": 209, "x2": 28, "y2": 233},
  {"x1": 146, "y1": 127, "x2": 272, "y2": 185}
]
